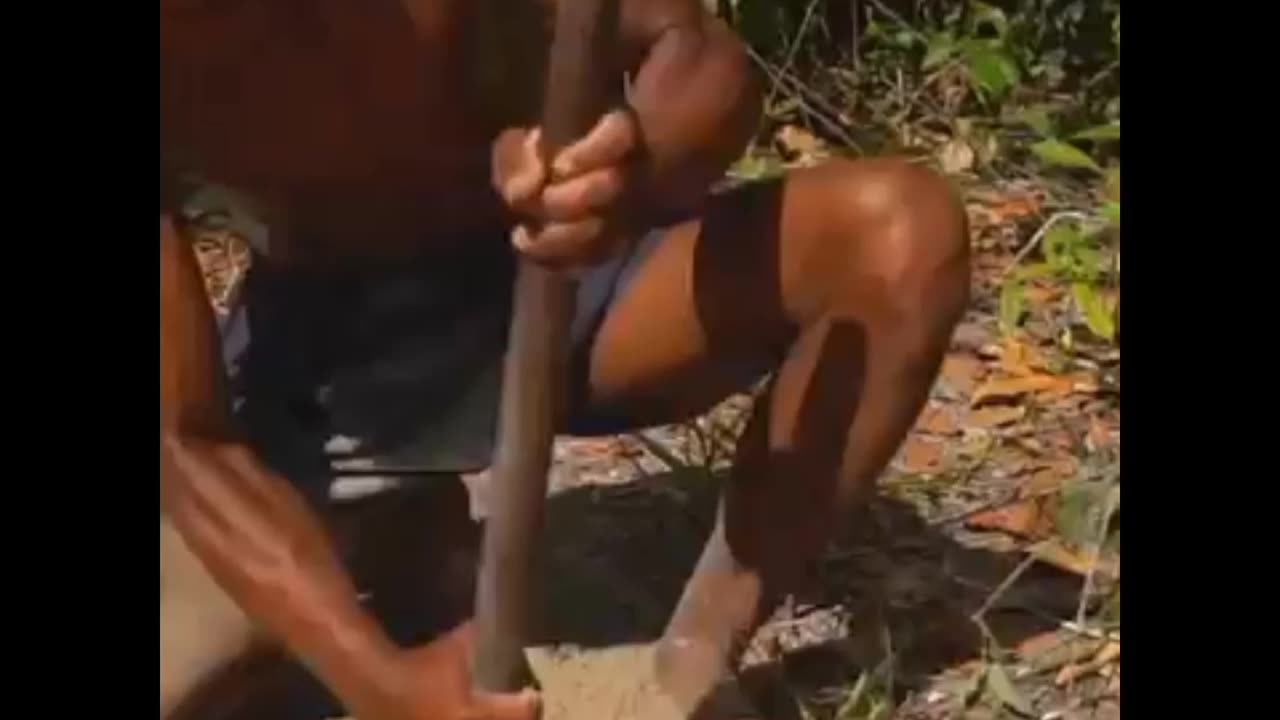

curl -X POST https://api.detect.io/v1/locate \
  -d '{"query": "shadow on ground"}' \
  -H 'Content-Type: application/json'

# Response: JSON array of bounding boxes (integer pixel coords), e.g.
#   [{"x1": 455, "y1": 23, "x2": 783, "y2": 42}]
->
[{"x1": 533, "y1": 467, "x2": 1087, "y2": 718}]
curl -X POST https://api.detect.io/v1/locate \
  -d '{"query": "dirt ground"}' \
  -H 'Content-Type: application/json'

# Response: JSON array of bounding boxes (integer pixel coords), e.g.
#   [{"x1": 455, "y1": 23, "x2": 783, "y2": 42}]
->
[
  {"x1": 526, "y1": 644, "x2": 688, "y2": 720},
  {"x1": 190, "y1": 171, "x2": 1120, "y2": 720}
]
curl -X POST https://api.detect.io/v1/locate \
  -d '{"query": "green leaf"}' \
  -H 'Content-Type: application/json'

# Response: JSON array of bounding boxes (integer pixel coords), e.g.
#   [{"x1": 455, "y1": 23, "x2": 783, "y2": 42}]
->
[
  {"x1": 1072, "y1": 246, "x2": 1104, "y2": 284},
  {"x1": 1105, "y1": 167, "x2": 1121, "y2": 201},
  {"x1": 729, "y1": 152, "x2": 784, "y2": 181},
  {"x1": 1102, "y1": 587, "x2": 1121, "y2": 624},
  {"x1": 963, "y1": 43, "x2": 1020, "y2": 97},
  {"x1": 969, "y1": 1, "x2": 1010, "y2": 38},
  {"x1": 892, "y1": 29, "x2": 917, "y2": 48},
  {"x1": 1073, "y1": 122, "x2": 1121, "y2": 142},
  {"x1": 1055, "y1": 487, "x2": 1091, "y2": 546},
  {"x1": 1073, "y1": 282, "x2": 1116, "y2": 340},
  {"x1": 835, "y1": 672, "x2": 871, "y2": 720},
  {"x1": 923, "y1": 31, "x2": 956, "y2": 69},
  {"x1": 985, "y1": 663, "x2": 1033, "y2": 716},
  {"x1": 1042, "y1": 224, "x2": 1081, "y2": 274},
  {"x1": 1102, "y1": 201, "x2": 1120, "y2": 226},
  {"x1": 1016, "y1": 104, "x2": 1057, "y2": 138},
  {"x1": 999, "y1": 279, "x2": 1025, "y2": 335},
  {"x1": 1014, "y1": 262, "x2": 1055, "y2": 281},
  {"x1": 1031, "y1": 139, "x2": 1101, "y2": 172}
]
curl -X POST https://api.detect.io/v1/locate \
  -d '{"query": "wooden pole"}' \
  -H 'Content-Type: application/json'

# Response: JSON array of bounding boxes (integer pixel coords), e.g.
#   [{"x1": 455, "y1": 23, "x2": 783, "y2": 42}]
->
[{"x1": 471, "y1": 0, "x2": 623, "y2": 694}]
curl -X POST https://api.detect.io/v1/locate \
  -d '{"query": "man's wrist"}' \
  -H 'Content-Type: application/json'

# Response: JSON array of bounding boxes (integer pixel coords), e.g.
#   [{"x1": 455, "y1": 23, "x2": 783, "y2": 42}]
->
[{"x1": 306, "y1": 616, "x2": 407, "y2": 716}]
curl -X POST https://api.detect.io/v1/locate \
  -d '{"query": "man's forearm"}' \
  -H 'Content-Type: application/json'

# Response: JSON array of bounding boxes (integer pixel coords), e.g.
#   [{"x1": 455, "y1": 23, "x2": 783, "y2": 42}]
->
[
  {"x1": 627, "y1": 14, "x2": 761, "y2": 216},
  {"x1": 161, "y1": 436, "x2": 405, "y2": 713},
  {"x1": 161, "y1": 216, "x2": 404, "y2": 714}
]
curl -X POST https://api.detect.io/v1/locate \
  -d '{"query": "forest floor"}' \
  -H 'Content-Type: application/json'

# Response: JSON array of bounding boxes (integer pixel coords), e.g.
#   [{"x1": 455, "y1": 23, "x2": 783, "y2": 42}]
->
[
  {"x1": 188, "y1": 118, "x2": 1120, "y2": 720},
  {"x1": 528, "y1": 155, "x2": 1120, "y2": 720}
]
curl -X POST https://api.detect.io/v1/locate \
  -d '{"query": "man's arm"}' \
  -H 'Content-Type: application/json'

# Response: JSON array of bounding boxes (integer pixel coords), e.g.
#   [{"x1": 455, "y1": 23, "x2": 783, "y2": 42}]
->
[
  {"x1": 491, "y1": 0, "x2": 760, "y2": 265},
  {"x1": 618, "y1": 0, "x2": 761, "y2": 217},
  {"x1": 159, "y1": 214, "x2": 403, "y2": 714}
]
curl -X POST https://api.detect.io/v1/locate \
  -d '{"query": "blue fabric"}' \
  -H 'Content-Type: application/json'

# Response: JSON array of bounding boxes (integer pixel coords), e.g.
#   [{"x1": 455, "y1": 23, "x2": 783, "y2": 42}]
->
[{"x1": 220, "y1": 231, "x2": 665, "y2": 500}]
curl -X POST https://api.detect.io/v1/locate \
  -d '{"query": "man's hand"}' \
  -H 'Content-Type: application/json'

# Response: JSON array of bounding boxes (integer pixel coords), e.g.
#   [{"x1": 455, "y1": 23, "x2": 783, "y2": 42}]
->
[
  {"x1": 492, "y1": 109, "x2": 640, "y2": 270},
  {"x1": 163, "y1": 436, "x2": 538, "y2": 720},
  {"x1": 365, "y1": 622, "x2": 540, "y2": 720}
]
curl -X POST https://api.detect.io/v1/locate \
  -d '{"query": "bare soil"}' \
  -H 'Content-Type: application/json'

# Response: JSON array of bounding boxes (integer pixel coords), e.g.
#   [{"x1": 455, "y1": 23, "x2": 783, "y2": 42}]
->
[{"x1": 526, "y1": 644, "x2": 687, "y2": 720}]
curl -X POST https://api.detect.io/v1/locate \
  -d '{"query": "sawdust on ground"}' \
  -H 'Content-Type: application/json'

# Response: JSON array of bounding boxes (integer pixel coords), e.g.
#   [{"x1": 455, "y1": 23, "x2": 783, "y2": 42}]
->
[{"x1": 525, "y1": 644, "x2": 687, "y2": 720}]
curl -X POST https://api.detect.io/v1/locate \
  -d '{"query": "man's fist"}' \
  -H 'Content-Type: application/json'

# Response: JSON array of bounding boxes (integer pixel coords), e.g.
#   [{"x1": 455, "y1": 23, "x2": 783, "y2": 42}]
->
[{"x1": 492, "y1": 109, "x2": 640, "y2": 270}]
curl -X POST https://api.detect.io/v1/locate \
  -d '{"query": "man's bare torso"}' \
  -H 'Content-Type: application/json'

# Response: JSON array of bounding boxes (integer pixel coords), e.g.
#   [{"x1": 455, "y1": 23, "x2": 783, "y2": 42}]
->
[{"x1": 161, "y1": 0, "x2": 548, "y2": 265}]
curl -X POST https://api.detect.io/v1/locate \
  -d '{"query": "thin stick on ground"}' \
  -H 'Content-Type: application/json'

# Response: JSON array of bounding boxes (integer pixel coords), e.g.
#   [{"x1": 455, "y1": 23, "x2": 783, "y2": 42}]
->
[
  {"x1": 762, "y1": 0, "x2": 826, "y2": 111},
  {"x1": 971, "y1": 550, "x2": 1040, "y2": 622},
  {"x1": 747, "y1": 46, "x2": 864, "y2": 153},
  {"x1": 1000, "y1": 211, "x2": 1089, "y2": 282},
  {"x1": 1067, "y1": 480, "x2": 1120, "y2": 694}
]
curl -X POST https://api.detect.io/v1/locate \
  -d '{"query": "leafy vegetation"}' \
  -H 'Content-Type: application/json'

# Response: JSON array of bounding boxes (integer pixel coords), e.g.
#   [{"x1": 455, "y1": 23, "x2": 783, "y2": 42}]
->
[
  {"x1": 720, "y1": 0, "x2": 1120, "y2": 352},
  {"x1": 702, "y1": 2, "x2": 1122, "y2": 718}
]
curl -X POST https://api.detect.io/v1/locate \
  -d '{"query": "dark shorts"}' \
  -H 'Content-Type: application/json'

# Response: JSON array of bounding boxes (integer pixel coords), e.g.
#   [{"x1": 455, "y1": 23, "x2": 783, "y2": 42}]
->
[{"x1": 218, "y1": 226, "x2": 664, "y2": 503}]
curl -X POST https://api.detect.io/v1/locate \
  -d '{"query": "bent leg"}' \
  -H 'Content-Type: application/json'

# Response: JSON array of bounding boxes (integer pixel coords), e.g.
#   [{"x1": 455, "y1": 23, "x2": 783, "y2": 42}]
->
[{"x1": 580, "y1": 158, "x2": 970, "y2": 710}]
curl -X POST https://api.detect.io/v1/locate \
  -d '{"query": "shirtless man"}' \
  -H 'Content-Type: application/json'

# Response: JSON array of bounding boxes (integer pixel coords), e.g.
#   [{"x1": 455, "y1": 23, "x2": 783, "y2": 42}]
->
[{"x1": 159, "y1": 1, "x2": 970, "y2": 718}]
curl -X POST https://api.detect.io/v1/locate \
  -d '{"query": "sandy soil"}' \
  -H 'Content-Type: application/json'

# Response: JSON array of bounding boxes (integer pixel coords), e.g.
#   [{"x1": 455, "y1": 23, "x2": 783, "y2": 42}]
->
[{"x1": 525, "y1": 644, "x2": 688, "y2": 720}]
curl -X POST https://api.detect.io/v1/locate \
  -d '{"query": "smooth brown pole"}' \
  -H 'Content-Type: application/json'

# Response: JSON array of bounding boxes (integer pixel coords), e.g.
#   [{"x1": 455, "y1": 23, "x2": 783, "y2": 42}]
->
[{"x1": 472, "y1": 0, "x2": 622, "y2": 694}]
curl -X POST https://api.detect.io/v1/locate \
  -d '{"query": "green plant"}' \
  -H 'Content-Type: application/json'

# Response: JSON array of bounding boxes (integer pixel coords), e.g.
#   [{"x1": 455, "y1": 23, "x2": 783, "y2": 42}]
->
[
  {"x1": 918, "y1": 2, "x2": 1022, "y2": 102},
  {"x1": 1000, "y1": 108, "x2": 1119, "y2": 343}
]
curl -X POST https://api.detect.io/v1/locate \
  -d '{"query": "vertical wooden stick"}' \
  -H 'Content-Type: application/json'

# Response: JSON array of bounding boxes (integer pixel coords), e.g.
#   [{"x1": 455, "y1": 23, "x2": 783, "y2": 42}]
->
[{"x1": 471, "y1": 0, "x2": 622, "y2": 694}]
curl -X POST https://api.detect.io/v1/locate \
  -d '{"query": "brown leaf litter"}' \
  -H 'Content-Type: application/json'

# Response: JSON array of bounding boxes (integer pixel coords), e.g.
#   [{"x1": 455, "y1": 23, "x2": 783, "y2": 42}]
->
[
  {"x1": 1054, "y1": 641, "x2": 1120, "y2": 686},
  {"x1": 965, "y1": 495, "x2": 1055, "y2": 539},
  {"x1": 897, "y1": 436, "x2": 949, "y2": 475}
]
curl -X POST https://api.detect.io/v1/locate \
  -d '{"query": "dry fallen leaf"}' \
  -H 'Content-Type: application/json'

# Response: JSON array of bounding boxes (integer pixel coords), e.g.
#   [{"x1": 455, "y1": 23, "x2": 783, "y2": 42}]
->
[
  {"x1": 1018, "y1": 634, "x2": 1108, "y2": 676},
  {"x1": 965, "y1": 496, "x2": 1054, "y2": 539},
  {"x1": 938, "y1": 138, "x2": 976, "y2": 174},
  {"x1": 775, "y1": 125, "x2": 824, "y2": 161},
  {"x1": 1015, "y1": 437, "x2": 1045, "y2": 455},
  {"x1": 1093, "y1": 640, "x2": 1121, "y2": 664},
  {"x1": 1027, "y1": 455, "x2": 1078, "y2": 486},
  {"x1": 967, "y1": 405, "x2": 1027, "y2": 429},
  {"x1": 1026, "y1": 468, "x2": 1066, "y2": 494},
  {"x1": 988, "y1": 446, "x2": 1034, "y2": 477},
  {"x1": 917, "y1": 403, "x2": 962, "y2": 435},
  {"x1": 1042, "y1": 428, "x2": 1077, "y2": 452},
  {"x1": 1015, "y1": 630, "x2": 1065, "y2": 658},
  {"x1": 1032, "y1": 538, "x2": 1119, "y2": 579},
  {"x1": 1023, "y1": 284, "x2": 1062, "y2": 305},
  {"x1": 986, "y1": 193, "x2": 1042, "y2": 223},
  {"x1": 1086, "y1": 415, "x2": 1117, "y2": 451},
  {"x1": 976, "y1": 343, "x2": 1004, "y2": 361},
  {"x1": 970, "y1": 373, "x2": 1077, "y2": 407},
  {"x1": 1055, "y1": 641, "x2": 1120, "y2": 686},
  {"x1": 898, "y1": 436, "x2": 948, "y2": 474},
  {"x1": 996, "y1": 338, "x2": 1052, "y2": 377},
  {"x1": 941, "y1": 352, "x2": 986, "y2": 396}
]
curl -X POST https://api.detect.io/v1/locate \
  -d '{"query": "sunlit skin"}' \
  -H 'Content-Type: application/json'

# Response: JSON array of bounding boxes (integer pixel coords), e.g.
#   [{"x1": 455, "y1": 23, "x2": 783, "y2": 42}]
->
[{"x1": 159, "y1": 1, "x2": 970, "y2": 718}]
